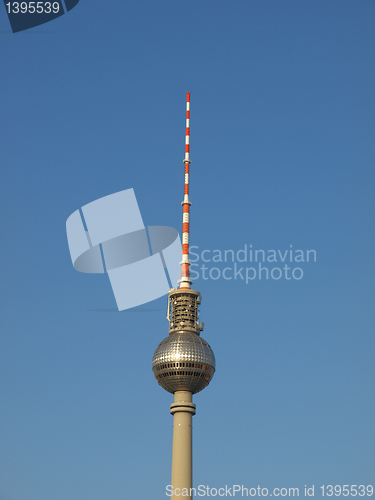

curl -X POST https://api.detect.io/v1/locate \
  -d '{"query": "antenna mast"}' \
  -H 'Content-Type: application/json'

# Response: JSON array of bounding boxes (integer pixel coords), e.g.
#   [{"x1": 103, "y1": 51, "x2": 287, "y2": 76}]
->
[{"x1": 179, "y1": 92, "x2": 192, "y2": 289}]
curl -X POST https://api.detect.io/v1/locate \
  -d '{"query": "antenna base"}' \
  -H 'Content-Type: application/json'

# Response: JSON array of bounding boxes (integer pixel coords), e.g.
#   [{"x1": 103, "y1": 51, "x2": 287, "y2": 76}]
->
[{"x1": 178, "y1": 276, "x2": 193, "y2": 287}]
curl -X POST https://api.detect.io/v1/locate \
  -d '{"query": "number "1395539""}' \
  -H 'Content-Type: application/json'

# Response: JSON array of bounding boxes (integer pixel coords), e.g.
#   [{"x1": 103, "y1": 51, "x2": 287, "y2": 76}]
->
[{"x1": 5, "y1": 2, "x2": 60, "y2": 14}]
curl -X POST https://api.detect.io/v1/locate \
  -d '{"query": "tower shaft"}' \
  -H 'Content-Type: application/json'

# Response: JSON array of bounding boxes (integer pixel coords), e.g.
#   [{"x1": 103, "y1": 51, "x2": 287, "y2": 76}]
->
[{"x1": 170, "y1": 391, "x2": 196, "y2": 499}]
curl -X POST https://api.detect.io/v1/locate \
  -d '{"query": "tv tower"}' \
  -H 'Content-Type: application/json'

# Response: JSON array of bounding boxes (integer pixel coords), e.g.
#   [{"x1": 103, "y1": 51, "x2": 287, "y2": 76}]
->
[{"x1": 152, "y1": 93, "x2": 216, "y2": 499}]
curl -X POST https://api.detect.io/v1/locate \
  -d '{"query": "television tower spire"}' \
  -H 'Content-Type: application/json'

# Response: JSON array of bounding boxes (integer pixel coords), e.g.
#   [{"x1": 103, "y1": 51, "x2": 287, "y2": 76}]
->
[
  {"x1": 152, "y1": 93, "x2": 215, "y2": 499},
  {"x1": 179, "y1": 92, "x2": 192, "y2": 289}
]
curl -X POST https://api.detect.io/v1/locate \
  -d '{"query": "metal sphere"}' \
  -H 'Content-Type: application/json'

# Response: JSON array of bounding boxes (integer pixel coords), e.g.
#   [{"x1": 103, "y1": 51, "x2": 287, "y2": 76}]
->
[{"x1": 152, "y1": 332, "x2": 215, "y2": 394}]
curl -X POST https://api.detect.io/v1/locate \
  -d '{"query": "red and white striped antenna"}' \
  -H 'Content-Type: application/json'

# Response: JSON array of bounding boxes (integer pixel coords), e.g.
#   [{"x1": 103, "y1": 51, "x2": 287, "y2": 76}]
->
[{"x1": 178, "y1": 92, "x2": 192, "y2": 290}]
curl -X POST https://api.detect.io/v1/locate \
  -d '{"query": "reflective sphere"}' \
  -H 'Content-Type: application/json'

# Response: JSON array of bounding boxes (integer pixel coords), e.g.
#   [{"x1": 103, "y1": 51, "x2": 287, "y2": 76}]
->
[{"x1": 152, "y1": 332, "x2": 215, "y2": 394}]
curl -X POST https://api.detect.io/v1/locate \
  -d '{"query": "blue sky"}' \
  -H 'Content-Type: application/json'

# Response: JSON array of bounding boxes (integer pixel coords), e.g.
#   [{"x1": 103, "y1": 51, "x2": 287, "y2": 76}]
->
[{"x1": 1, "y1": 1, "x2": 374, "y2": 499}]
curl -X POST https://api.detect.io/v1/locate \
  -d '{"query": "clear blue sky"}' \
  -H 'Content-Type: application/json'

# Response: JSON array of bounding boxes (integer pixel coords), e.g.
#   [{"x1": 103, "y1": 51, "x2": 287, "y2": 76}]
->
[{"x1": 1, "y1": 1, "x2": 374, "y2": 499}]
